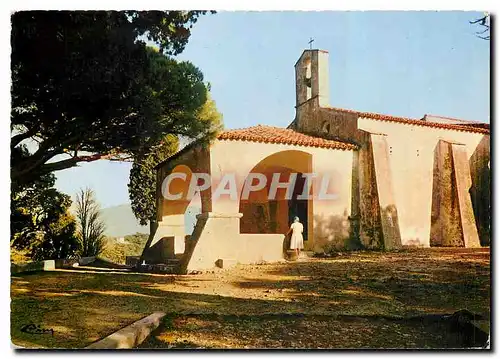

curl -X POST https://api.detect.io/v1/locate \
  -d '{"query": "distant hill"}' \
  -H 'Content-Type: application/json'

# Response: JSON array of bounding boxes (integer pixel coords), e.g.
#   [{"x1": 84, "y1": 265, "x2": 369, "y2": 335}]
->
[
  {"x1": 71, "y1": 202, "x2": 202, "y2": 238},
  {"x1": 100, "y1": 204, "x2": 148, "y2": 237}
]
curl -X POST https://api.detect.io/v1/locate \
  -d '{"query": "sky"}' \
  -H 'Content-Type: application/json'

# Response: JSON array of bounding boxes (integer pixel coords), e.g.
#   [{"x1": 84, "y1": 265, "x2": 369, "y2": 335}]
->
[{"x1": 54, "y1": 11, "x2": 490, "y2": 209}]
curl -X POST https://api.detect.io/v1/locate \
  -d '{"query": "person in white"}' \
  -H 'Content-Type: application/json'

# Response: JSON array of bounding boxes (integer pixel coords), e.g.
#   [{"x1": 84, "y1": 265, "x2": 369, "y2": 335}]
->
[{"x1": 287, "y1": 216, "x2": 304, "y2": 256}]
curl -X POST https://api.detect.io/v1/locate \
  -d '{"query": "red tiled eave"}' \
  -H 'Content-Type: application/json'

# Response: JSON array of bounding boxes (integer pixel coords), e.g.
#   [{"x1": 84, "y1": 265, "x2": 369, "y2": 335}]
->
[
  {"x1": 325, "y1": 107, "x2": 490, "y2": 134},
  {"x1": 217, "y1": 125, "x2": 357, "y2": 150}
]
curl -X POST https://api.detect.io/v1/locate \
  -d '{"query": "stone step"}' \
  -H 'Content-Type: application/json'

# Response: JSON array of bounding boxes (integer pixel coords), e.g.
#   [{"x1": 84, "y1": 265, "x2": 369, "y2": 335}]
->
[
  {"x1": 165, "y1": 258, "x2": 180, "y2": 264},
  {"x1": 136, "y1": 258, "x2": 180, "y2": 266},
  {"x1": 136, "y1": 263, "x2": 180, "y2": 274}
]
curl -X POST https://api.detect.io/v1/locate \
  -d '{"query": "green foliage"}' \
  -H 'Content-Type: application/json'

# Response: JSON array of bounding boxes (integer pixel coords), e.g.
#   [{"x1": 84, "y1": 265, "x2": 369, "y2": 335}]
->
[
  {"x1": 128, "y1": 92, "x2": 223, "y2": 225},
  {"x1": 11, "y1": 147, "x2": 80, "y2": 260},
  {"x1": 100, "y1": 233, "x2": 149, "y2": 264},
  {"x1": 11, "y1": 11, "x2": 215, "y2": 185},
  {"x1": 75, "y1": 188, "x2": 106, "y2": 257},
  {"x1": 129, "y1": 135, "x2": 179, "y2": 226},
  {"x1": 31, "y1": 212, "x2": 80, "y2": 261},
  {"x1": 10, "y1": 248, "x2": 30, "y2": 264},
  {"x1": 193, "y1": 91, "x2": 224, "y2": 143}
]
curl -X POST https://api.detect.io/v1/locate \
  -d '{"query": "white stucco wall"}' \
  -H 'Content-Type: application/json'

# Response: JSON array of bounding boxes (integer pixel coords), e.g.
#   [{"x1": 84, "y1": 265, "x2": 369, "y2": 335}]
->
[
  {"x1": 208, "y1": 139, "x2": 354, "y2": 251},
  {"x1": 358, "y1": 118, "x2": 487, "y2": 247}
]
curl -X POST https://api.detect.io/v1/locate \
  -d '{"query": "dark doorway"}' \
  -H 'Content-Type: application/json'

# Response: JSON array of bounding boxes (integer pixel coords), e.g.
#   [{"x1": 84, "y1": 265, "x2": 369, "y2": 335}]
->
[{"x1": 288, "y1": 173, "x2": 308, "y2": 241}]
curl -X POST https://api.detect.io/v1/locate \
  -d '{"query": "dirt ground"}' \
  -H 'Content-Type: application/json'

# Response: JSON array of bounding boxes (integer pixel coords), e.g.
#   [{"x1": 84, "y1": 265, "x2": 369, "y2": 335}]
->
[
  {"x1": 11, "y1": 248, "x2": 490, "y2": 349},
  {"x1": 139, "y1": 313, "x2": 482, "y2": 349}
]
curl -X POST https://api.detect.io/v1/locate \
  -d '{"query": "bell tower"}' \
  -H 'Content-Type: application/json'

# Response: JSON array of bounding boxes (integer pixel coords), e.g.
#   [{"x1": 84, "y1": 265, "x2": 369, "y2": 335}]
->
[{"x1": 294, "y1": 49, "x2": 330, "y2": 108}]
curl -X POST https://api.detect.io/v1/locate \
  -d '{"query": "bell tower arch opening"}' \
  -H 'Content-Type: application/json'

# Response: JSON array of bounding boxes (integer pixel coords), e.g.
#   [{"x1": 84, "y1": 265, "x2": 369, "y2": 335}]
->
[{"x1": 294, "y1": 49, "x2": 330, "y2": 108}]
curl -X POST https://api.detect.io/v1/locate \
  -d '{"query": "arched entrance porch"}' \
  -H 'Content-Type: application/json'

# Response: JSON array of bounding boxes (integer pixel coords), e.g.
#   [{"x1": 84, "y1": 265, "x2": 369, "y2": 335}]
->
[{"x1": 239, "y1": 150, "x2": 313, "y2": 248}]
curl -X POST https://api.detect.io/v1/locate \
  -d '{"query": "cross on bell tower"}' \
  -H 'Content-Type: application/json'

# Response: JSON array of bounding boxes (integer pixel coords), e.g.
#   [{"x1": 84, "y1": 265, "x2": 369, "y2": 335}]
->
[{"x1": 308, "y1": 37, "x2": 314, "y2": 49}]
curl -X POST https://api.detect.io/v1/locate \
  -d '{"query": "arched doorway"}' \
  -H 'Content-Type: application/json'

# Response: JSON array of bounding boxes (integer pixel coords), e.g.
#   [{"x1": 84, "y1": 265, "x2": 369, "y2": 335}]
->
[{"x1": 239, "y1": 150, "x2": 313, "y2": 244}]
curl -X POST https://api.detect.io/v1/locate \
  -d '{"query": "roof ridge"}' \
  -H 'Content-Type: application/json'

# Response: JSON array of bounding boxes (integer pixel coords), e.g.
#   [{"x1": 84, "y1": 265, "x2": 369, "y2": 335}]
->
[
  {"x1": 324, "y1": 106, "x2": 489, "y2": 134},
  {"x1": 217, "y1": 124, "x2": 357, "y2": 151},
  {"x1": 424, "y1": 113, "x2": 487, "y2": 124},
  {"x1": 221, "y1": 124, "x2": 286, "y2": 133},
  {"x1": 325, "y1": 106, "x2": 418, "y2": 121}
]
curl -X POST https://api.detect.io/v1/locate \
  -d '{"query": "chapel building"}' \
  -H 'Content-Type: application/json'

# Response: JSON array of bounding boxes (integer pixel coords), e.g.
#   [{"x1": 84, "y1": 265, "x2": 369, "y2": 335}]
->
[{"x1": 142, "y1": 49, "x2": 491, "y2": 272}]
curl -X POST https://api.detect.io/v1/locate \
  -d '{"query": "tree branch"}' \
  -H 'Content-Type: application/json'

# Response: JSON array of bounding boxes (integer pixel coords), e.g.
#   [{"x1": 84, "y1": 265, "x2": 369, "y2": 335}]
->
[
  {"x1": 470, "y1": 14, "x2": 490, "y2": 40},
  {"x1": 11, "y1": 128, "x2": 38, "y2": 149},
  {"x1": 40, "y1": 153, "x2": 117, "y2": 173},
  {"x1": 12, "y1": 152, "x2": 120, "y2": 185},
  {"x1": 470, "y1": 15, "x2": 488, "y2": 25}
]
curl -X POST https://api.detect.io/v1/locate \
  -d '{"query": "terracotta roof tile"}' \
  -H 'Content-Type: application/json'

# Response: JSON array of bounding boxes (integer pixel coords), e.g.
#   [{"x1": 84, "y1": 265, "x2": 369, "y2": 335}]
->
[
  {"x1": 325, "y1": 107, "x2": 490, "y2": 134},
  {"x1": 423, "y1": 114, "x2": 490, "y2": 129},
  {"x1": 217, "y1": 125, "x2": 357, "y2": 150}
]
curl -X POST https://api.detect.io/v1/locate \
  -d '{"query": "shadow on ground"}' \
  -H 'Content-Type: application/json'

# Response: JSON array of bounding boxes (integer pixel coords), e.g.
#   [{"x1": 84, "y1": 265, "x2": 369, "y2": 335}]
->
[
  {"x1": 140, "y1": 312, "x2": 489, "y2": 349},
  {"x1": 10, "y1": 248, "x2": 490, "y2": 349}
]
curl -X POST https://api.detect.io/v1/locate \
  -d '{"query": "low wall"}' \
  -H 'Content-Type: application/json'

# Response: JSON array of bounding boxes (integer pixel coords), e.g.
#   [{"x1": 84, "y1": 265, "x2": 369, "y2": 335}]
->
[
  {"x1": 78, "y1": 256, "x2": 97, "y2": 266},
  {"x1": 11, "y1": 260, "x2": 55, "y2": 275},
  {"x1": 55, "y1": 258, "x2": 78, "y2": 268},
  {"x1": 11, "y1": 256, "x2": 96, "y2": 274},
  {"x1": 183, "y1": 213, "x2": 285, "y2": 272},
  {"x1": 182, "y1": 212, "x2": 242, "y2": 272},
  {"x1": 152, "y1": 212, "x2": 286, "y2": 272},
  {"x1": 238, "y1": 234, "x2": 285, "y2": 263}
]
